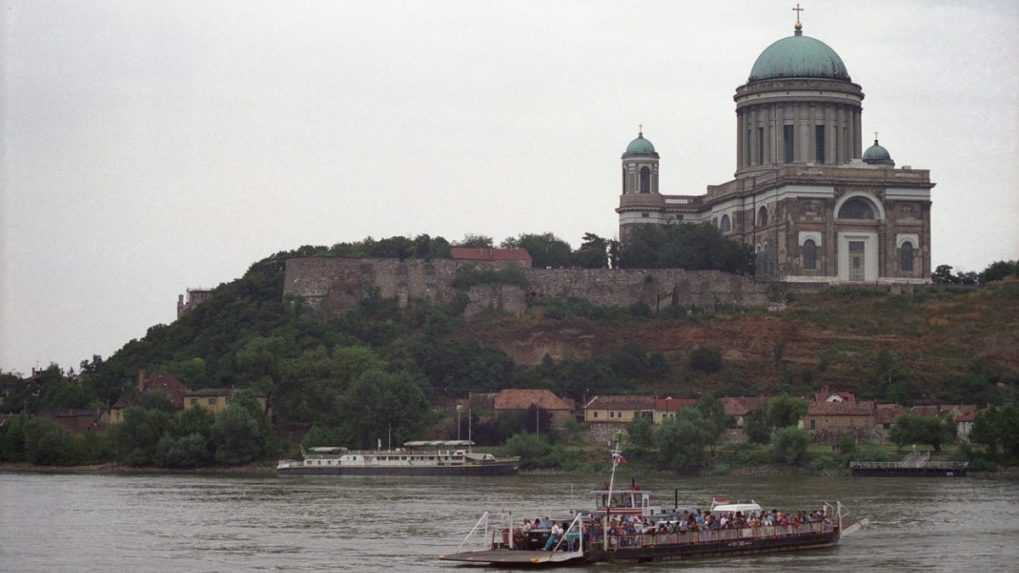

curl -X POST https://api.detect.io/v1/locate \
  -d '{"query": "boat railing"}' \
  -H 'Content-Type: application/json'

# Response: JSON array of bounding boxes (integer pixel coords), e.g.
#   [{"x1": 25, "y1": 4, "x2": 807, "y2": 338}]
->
[
  {"x1": 551, "y1": 513, "x2": 585, "y2": 554},
  {"x1": 457, "y1": 511, "x2": 490, "y2": 552},
  {"x1": 605, "y1": 521, "x2": 834, "y2": 551}
]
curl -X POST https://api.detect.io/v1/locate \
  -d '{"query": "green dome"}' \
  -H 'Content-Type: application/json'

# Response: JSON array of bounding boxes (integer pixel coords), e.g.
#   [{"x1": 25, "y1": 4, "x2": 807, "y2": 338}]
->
[
  {"x1": 863, "y1": 139, "x2": 894, "y2": 165},
  {"x1": 622, "y1": 132, "x2": 659, "y2": 159},
  {"x1": 749, "y1": 30, "x2": 850, "y2": 82}
]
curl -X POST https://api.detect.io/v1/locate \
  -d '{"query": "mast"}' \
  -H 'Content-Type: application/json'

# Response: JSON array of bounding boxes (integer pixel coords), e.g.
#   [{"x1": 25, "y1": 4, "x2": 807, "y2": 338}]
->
[{"x1": 604, "y1": 437, "x2": 622, "y2": 551}]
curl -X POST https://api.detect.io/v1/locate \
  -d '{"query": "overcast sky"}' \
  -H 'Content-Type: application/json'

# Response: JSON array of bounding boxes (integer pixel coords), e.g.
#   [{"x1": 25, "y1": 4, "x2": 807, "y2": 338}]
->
[{"x1": 2, "y1": 0, "x2": 1017, "y2": 374}]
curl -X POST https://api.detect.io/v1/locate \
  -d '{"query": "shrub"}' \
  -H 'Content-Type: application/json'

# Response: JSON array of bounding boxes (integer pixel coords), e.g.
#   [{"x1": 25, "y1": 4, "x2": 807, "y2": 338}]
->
[
  {"x1": 688, "y1": 347, "x2": 723, "y2": 374},
  {"x1": 771, "y1": 427, "x2": 810, "y2": 465}
]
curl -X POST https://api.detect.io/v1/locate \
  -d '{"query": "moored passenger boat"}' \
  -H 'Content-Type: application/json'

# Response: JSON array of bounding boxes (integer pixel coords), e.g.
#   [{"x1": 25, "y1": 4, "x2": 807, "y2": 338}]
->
[{"x1": 277, "y1": 440, "x2": 519, "y2": 476}]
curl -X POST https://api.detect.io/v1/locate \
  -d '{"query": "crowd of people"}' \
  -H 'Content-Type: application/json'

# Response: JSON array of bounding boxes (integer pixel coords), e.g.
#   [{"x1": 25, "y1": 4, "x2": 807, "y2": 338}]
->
[{"x1": 517, "y1": 507, "x2": 832, "y2": 552}]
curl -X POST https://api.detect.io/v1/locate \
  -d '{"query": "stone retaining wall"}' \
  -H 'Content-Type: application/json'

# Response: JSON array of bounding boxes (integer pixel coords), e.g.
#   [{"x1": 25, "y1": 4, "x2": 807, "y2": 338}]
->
[{"x1": 283, "y1": 257, "x2": 773, "y2": 318}]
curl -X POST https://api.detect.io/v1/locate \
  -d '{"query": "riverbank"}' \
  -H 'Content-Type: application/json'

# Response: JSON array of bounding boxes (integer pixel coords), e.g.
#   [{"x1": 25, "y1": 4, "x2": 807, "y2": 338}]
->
[{"x1": 0, "y1": 461, "x2": 277, "y2": 477}]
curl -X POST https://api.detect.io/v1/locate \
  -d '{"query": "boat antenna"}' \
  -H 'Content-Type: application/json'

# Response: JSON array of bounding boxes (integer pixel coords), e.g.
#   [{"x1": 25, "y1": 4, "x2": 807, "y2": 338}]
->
[{"x1": 388, "y1": 424, "x2": 392, "y2": 450}]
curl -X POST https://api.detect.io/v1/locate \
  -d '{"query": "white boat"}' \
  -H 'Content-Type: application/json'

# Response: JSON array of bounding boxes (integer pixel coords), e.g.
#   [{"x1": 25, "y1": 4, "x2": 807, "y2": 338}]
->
[{"x1": 276, "y1": 440, "x2": 519, "y2": 476}]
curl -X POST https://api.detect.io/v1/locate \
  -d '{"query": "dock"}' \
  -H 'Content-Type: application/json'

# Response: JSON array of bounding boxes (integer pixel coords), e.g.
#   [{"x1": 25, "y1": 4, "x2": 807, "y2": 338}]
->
[{"x1": 850, "y1": 452, "x2": 968, "y2": 477}]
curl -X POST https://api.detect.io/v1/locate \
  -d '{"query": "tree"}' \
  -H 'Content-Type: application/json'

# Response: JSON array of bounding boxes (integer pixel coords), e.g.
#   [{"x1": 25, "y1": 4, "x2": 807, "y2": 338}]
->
[
  {"x1": 889, "y1": 414, "x2": 956, "y2": 452},
  {"x1": 503, "y1": 433, "x2": 552, "y2": 470},
  {"x1": 115, "y1": 406, "x2": 174, "y2": 465},
  {"x1": 339, "y1": 370, "x2": 431, "y2": 449},
  {"x1": 155, "y1": 433, "x2": 211, "y2": 468},
  {"x1": 980, "y1": 260, "x2": 1019, "y2": 284},
  {"x1": 502, "y1": 233, "x2": 572, "y2": 268},
  {"x1": 767, "y1": 395, "x2": 807, "y2": 429},
  {"x1": 618, "y1": 223, "x2": 755, "y2": 274},
  {"x1": 627, "y1": 415, "x2": 655, "y2": 460},
  {"x1": 656, "y1": 409, "x2": 711, "y2": 471},
  {"x1": 771, "y1": 426, "x2": 809, "y2": 465},
  {"x1": 970, "y1": 406, "x2": 1019, "y2": 460},
  {"x1": 745, "y1": 410, "x2": 771, "y2": 444},
  {"x1": 457, "y1": 234, "x2": 494, "y2": 248},
  {"x1": 689, "y1": 347, "x2": 723, "y2": 374},
  {"x1": 212, "y1": 401, "x2": 266, "y2": 465},
  {"x1": 572, "y1": 233, "x2": 609, "y2": 269},
  {"x1": 931, "y1": 264, "x2": 958, "y2": 285}
]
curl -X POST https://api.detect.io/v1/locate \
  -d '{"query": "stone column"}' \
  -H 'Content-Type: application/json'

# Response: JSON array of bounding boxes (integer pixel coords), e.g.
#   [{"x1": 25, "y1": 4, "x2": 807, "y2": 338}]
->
[
  {"x1": 736, "y1": 112, "x2": 744, "y2": 170},
  {"x1": 853, "y1": 110, "x2": 863, "y2": 158}
]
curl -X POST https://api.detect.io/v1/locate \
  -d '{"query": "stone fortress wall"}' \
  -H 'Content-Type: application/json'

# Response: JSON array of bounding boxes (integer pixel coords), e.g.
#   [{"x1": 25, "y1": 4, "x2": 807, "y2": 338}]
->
[{"x1": 283, "y1": 257, "x2": 773, "y2": 318}]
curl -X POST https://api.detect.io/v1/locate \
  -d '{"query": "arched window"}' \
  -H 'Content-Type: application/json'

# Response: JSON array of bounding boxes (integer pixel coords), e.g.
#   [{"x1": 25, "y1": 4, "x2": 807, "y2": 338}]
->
[
  {"x1": 622, "y1": 168, "x2": 626, "y2": 194},
  {"x1": 757, "y1": 206, "x2": 769, "y2": 227},
  {"x1": 837, "y1": 197, "x2": 877, "y2": 220},
  {"x1": 803, "y1": 239, "x2": 817, "y2": 270},
  {"x1": 900, "y1": 241, "x2": 914, "y2": 272},
  {"x1": 639, "y1": 166, "x2": 651, "y2": 193},
  {"x1": 719, "y1": 214, "x2": 731, "y2": 233}
]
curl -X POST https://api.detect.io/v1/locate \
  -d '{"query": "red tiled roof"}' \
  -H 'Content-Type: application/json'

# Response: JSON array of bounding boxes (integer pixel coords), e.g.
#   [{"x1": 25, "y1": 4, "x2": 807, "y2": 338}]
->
[
  {"x1": 494, "y1": 389, "x2": 573, "y2": 411},
  {"x1": 451, "y1": 247, "x2": 532, "y2": 264},
  {"x1": 585, "y1": 395, "x2": 656, "y2": 411},
  {"x1": 875, "y1": 403, "x2": 906, "y2": 425},
  {"x1": 141, "y1": 375, "x2": 189, "y2": 408},
  {"x1": 721, "y1": 396, "x2": 769, "y2": 417},
  {"x1": 654, "y1": 397, "x2": 698, "y2": 412}
]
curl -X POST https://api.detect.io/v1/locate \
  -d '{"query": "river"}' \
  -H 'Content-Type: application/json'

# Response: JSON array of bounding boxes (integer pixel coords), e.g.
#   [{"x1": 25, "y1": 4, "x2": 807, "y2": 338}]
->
[{"x1": 1, "y1": 471, "x2": 1016, "y2": 572}]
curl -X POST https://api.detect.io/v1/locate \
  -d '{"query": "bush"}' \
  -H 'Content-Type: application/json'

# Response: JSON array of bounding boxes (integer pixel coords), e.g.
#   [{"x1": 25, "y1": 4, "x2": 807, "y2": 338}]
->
[
  {"x1": 771, "y1": 427, "x2": 810, "y2": 465},
  {"x1": 688, "y1": 347, "x2": 723, "y2": 374},
  {"x1": 155, "y1": 433, "x2": 211, "y2": 468},
  {"x1": 502, "y1": 433, "x2": 552, "y2": 470},
  {"x1": 212, "y1": 402, "x2": 267, "y2": 465},
  {"x1": 452, "y1": 264, "x2": 528, "y2": 290}
]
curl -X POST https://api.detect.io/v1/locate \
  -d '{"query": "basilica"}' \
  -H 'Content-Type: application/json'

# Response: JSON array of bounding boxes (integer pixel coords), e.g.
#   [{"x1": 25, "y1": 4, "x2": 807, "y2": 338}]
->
[{"x1": 617, "y1": 17, "x2": 933, "y2": 284}]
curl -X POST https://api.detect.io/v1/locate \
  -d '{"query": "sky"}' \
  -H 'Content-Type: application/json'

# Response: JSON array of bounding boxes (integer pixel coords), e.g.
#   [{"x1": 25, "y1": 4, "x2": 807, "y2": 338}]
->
[{"x1": 2, "y1": 0, "x2": 1018, "y2": 374}]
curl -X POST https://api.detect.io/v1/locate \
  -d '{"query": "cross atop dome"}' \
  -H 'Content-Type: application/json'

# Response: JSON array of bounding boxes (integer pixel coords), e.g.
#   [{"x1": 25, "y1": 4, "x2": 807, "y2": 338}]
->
[{"x1": 793, "y1": 3, "x2": 805, "y2": 36}]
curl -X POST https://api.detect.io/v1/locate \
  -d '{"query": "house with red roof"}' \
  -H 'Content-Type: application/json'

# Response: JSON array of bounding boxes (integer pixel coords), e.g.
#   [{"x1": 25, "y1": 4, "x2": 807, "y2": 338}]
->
[
  {"x1": 492, "y1": 389, "x2": 575, "y2": 428},
  {"x1": 653, "y1": 397, "x2": 698, "y2": 424},
  {"x1": 583, "y1": 395, "x2": 656, "y2": 424}
]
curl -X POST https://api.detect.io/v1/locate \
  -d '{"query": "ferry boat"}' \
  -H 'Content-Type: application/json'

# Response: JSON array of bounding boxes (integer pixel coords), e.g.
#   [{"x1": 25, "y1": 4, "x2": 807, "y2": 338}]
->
[
  {"x1": 440, "y1": 446, "x2": 864, "y2": 566},
  {"x1": 276, "y1": 440, "x2": 519, "y2": 476},
  {"x1": 851, "y1": 451, "x2": 968, "y2": 477}
]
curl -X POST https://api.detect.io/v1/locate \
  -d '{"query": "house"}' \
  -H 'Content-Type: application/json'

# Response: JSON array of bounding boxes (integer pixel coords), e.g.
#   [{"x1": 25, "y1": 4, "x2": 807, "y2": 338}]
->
[
  {"x1": 183, "y1": 388, "x2": 269, "y2": 415},
  {"x1": 653, "y1": 397, "x2": 697, "y2": 424},
  {"x1": 41, "y1": 409, "x2": 103, "y2": 434},
  {"x1": 803, "y1": 395, "x2": 876, "y2": 442},
  {"x1": 103, "y1": 370, "x2": 190, "y2": 425},
  {"x1": 721, "y1": 396, "x2": 769, "y2": 428},
  {"x1": 492, "y1": 389, "x2": 574, "y2": 427},
  {"x1": 450, "y1": 247, "x2": 533, "y2": 267},
  {"x1": 584, "y1": 395, "x2": 656, "y2": 424},
  {"x1": 875, "y1": 403, "x2": 907, "y2": 430}
]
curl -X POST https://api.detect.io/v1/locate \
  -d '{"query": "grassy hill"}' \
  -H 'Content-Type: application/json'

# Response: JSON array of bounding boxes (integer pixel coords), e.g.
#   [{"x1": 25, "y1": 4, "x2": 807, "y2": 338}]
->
[{"x1": 79, "y1": 251, "x2": 1018, "y2": 428}]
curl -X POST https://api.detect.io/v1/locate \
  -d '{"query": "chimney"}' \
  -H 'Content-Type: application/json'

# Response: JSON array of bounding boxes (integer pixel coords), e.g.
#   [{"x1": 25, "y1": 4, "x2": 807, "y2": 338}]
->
[
  {"x1": 137, "y1": 369, "x2": 146, "y2": 392},
  {"x1": 177, "y1": 294, "x2": 185, "y2": 318}
]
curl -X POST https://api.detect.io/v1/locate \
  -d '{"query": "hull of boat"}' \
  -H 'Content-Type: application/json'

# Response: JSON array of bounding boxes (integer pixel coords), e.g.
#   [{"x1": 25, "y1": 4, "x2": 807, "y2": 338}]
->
[
  {"x1": 587, "y1": 529, "x2": 839, "y2": 563},
  {"x1": 278, "y1": 462, "x2": 518, "y2": 477},
  {"x1": 441, "y1": 530, "x2": 839, "y2": 566}
]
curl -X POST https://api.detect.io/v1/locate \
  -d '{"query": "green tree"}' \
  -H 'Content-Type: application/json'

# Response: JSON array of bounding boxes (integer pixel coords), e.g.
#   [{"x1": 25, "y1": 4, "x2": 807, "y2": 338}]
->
[
  {"x1": 618, "y1": 223, "x2": 755, "y2": 274},
  {"x1": 689, "y1": 347, "x2": 723, "y2": 374},
  {"x1": 572, "y1": 233, "x2": 609, "y2": 269},
  {"x1": 656, "y1": 409, "x2": 711, "y2": 471},
  {"x1": 627, "y1": 415, "x2": 655, "y2": 460},
  {"x1": 458, "y1": 234, "x2": 493, "y2": 248},
  {"x1": 211, "y1": 401, "x2": 266, "y2": 465},
  {"x1": 503, "y1": 433, "x2": 553, "y2": 470},
  {"x1": 339, "y1": 370, "x2": 431, "y2": 449},
  {"x1": 155, "y1": 433, "x2": 212, "y2": 468},
  {"x1": 980, "y1": 260, "x2": 1019, "y2": 284},
  {"x1": 771, "y1": 426, "x2": 810, "y2": 465},
  {"x1": 115, "y1": 407, "x2": 174, "y2": 465},
  {"x1": 744, "y1": 410, "x2": 771, "y2": 444},
  {"x1": 502, "y1": 233, "x2": 573, "y2": 268},
  {"x1": 889, "y1": 414, "x2": 956, "y2": 452},
  {"x1": 767, "y1": 395, "x2": 807, "y2": 429}
]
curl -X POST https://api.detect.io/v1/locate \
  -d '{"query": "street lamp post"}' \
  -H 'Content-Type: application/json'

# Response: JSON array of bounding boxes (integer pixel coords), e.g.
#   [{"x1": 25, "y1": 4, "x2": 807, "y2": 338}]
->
[{"x1": 456, "y1": 404, "x2": 463, "y2": 441}]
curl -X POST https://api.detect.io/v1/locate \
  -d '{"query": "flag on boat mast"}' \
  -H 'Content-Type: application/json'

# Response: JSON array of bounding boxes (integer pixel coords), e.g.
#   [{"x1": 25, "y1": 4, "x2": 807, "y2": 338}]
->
[{"x1": 612, "y1": 451, "x2": 627, "y2": 465}]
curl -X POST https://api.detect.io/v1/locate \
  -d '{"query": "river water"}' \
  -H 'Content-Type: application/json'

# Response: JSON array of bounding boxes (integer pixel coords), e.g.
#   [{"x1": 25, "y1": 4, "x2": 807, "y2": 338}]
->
[{"x1": 1, "y1": 471, "x2": 1017, "y2": 572}]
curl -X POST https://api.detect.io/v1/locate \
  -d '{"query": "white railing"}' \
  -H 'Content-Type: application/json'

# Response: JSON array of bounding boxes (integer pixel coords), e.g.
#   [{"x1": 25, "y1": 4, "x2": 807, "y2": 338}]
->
[
  {"x1": 606, "y1": 521, "x2": 834, "y2": 551},
  {"x1": 552, "y1": 513, "x2": 585, "y2": 554},
  {"x1": 457, "y1": 511, "x2": 490, "y2": 552}
]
